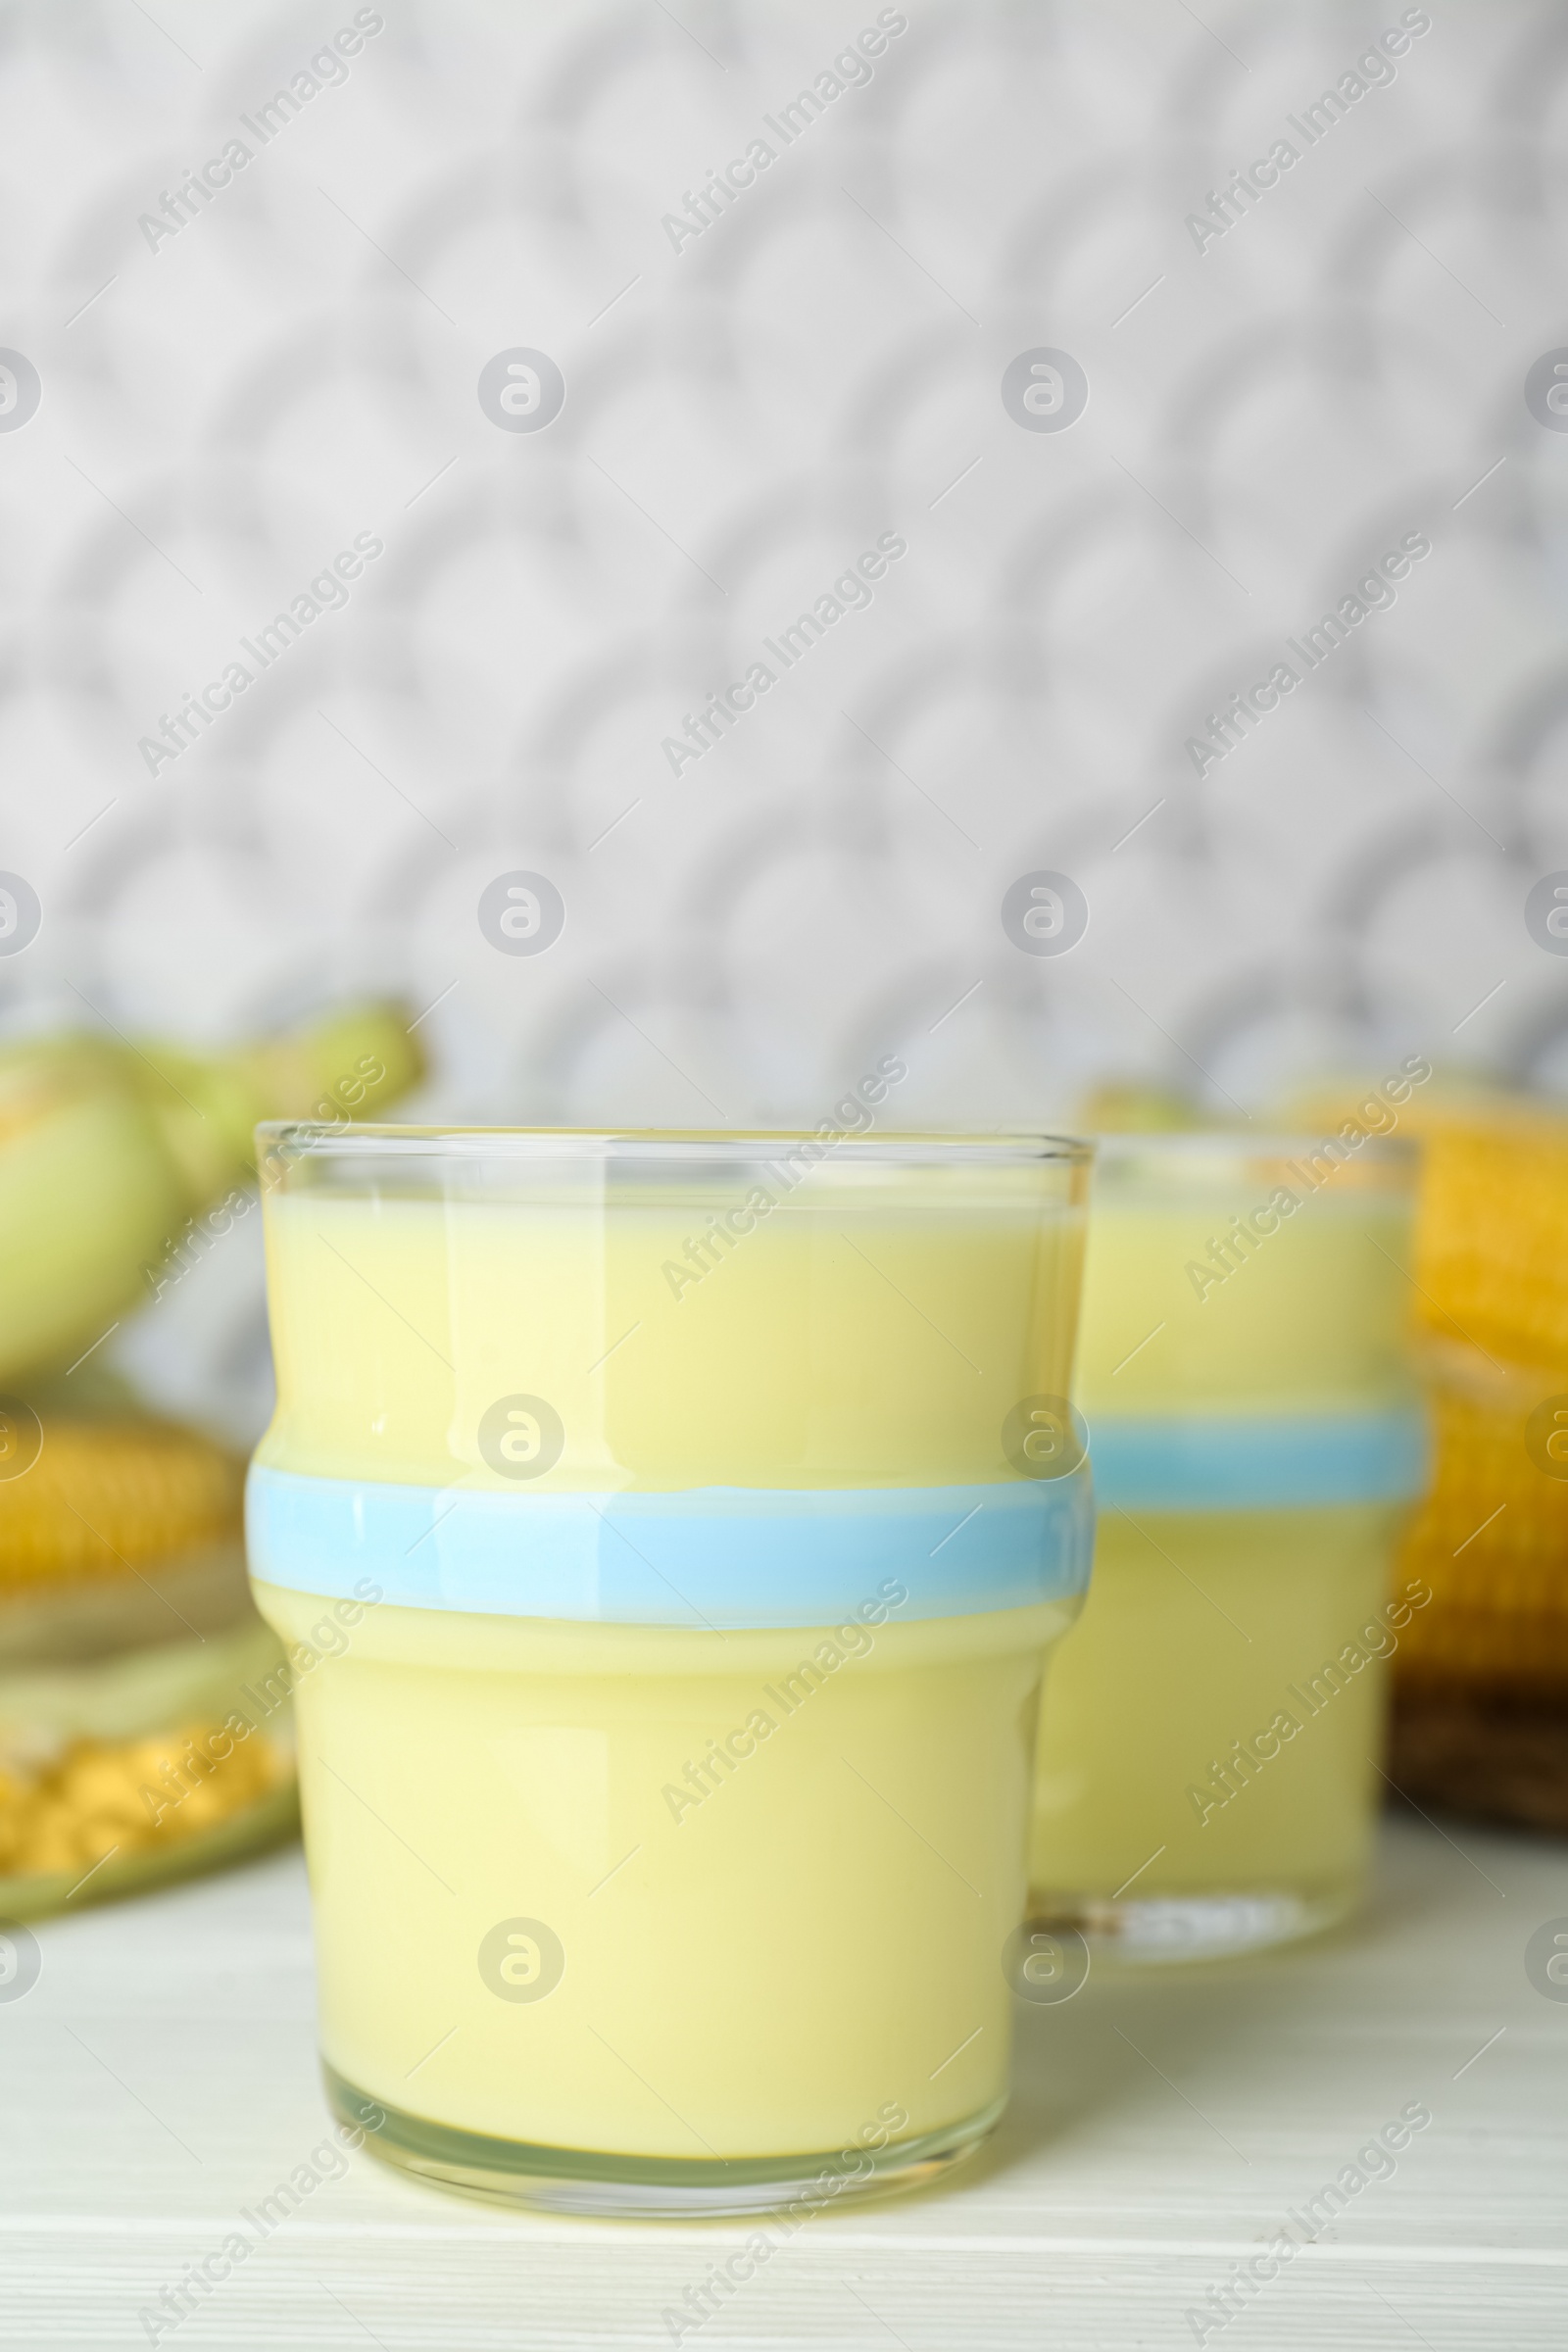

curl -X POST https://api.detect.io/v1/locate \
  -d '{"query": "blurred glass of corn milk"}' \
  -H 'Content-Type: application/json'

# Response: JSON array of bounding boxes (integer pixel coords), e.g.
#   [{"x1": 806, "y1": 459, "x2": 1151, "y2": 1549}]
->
[
  {"x1": 1030, "y1": 1107, "x2": 1428, "y2": 1960},
  {"x1": 247, "y1": 1122, "x2": 1096, "y2": 2213}
]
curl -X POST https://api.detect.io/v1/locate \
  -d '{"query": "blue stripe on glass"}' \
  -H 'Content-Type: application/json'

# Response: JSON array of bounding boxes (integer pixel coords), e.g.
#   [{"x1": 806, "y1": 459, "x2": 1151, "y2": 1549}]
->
[
  {"x1": 245, "y1": 1462, "x2": 1096, "y2": 1627},
  {"x1": 1085, "y1": 1406, "x2": 1428, "y2": 1512}
]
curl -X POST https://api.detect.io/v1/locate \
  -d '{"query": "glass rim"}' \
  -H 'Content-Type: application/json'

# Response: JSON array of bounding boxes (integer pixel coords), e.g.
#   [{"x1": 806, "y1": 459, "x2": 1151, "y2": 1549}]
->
[
  {"x1": 257, "y1": 1121, "x2": 1096, "y2": 1166},
  {"x1": 1090, "y1": 1129, "x2": 1418, "y2": 1165}
]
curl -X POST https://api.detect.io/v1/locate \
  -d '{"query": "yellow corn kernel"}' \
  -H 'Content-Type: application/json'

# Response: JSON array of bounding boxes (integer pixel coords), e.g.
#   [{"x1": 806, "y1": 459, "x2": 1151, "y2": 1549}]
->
[
  {"x1": 55, "y1": 1747, "x2": 155, "y2": 1824},
  {"x1": 1289, "y1": 1085, "x2": 1568, "y2": 1374},
  {"x1": 1396, "y1": 1347, "x2": 1568, "y2": 1692},
  {"x1": 0, "y1": 1418, "x2": 242, "y2": 1598},
  {"x1": 0, "y1": 1719, "x2": 289, "y2": 1883},
  {"x1": 13, "y1": 1806, "x2": 84, "y2": 1876}
]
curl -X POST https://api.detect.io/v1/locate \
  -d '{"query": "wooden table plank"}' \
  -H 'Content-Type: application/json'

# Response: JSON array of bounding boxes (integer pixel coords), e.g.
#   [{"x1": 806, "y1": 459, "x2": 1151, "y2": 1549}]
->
[{"x1": 2, "y1": 1812, "x2": 1565, "y2": 2348}]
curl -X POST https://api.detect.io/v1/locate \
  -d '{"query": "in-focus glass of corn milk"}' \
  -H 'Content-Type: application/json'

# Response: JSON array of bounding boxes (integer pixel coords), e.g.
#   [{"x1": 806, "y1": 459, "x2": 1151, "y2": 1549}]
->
[
  {"x1": 1030, "y1": 1128, "x2": 1426, "y2": 1962},
  {"x1": 248, "y1": 1123, "x2": 1095, "y2": 2213}
]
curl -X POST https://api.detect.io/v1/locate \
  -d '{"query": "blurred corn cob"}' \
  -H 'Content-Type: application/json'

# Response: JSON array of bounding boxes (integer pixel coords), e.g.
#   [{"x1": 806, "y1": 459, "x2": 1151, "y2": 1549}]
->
[
  {"x1": 0, "y1": 1001, "x2": 420, "y2": 1390},
  {"x1": 1289, "y1": 1082, "x2": 1568, "y2": 1829},
  {"x1": 1395, "y1": 1344, "x2": 1568, "y2": 1690},
  {"x1": 0, "y1": 1709, "x2": 291, "y2": 1885},
  {"x1": 1385, "y1": 1091, "x2": 1568, "y2": 1369},
  {"x1": 0, "y1": 997, "x2": 416, "y2": 1904},
  {"x1": 0, "y1": 1409, "x2": 298, "y2": 1911},
  {"x1": 0, "y1": 1414, "x2": 241, "y2": 1601}
]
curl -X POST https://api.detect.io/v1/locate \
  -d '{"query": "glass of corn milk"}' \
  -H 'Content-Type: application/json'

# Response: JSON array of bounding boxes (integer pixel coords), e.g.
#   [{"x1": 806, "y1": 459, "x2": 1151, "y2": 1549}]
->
[
  {"x1": 1030, "y1": 1132, "x2": 1426, "y2": 1964},
  {"x1": 247, "y1": 1123, "x2": 1095, "y2": 2214}
]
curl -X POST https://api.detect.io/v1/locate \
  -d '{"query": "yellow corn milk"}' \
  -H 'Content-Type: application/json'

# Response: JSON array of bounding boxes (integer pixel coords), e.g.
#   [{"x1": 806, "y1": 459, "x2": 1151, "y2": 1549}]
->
[
  {"x1": 1030, "y1": 1131, "x2": 1425, "y2": 1957},
  {"x1": 249, "y1": 1127, "x2": 1094, "y2": 2204}
]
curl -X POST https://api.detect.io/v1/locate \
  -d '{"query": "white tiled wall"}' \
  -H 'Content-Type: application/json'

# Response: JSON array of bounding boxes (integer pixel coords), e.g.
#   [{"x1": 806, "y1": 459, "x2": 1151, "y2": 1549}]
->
[{"x1": 2, "y1": 0, "x2": 1565, "y2": 1427}]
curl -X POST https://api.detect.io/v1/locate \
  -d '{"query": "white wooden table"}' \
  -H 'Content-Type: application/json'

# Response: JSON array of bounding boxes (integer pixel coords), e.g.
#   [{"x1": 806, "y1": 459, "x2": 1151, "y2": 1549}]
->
[{"x1": 3, "y1": 1812, "x2": 1565, "y2": 2350}]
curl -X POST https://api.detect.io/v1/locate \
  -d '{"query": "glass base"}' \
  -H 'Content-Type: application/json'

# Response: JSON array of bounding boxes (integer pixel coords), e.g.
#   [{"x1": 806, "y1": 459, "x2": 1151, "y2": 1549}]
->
[
  {"x1": 1027, "y1": 1884, "x2": 1356, "y2": 1965},
  {"x1": 325, "y1": 2065, "x2": 1004, "y2": 2218}
]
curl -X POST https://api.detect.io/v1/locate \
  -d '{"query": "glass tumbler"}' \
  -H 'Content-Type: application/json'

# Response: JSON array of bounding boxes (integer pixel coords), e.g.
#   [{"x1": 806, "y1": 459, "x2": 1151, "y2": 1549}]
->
[
  {"x1": 1030, "y1": 1133, "x2": 1426, "y2": 1962},
  {"x1": 247, "y1": 1124, "x2": 1094, "y2": 2214}
]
